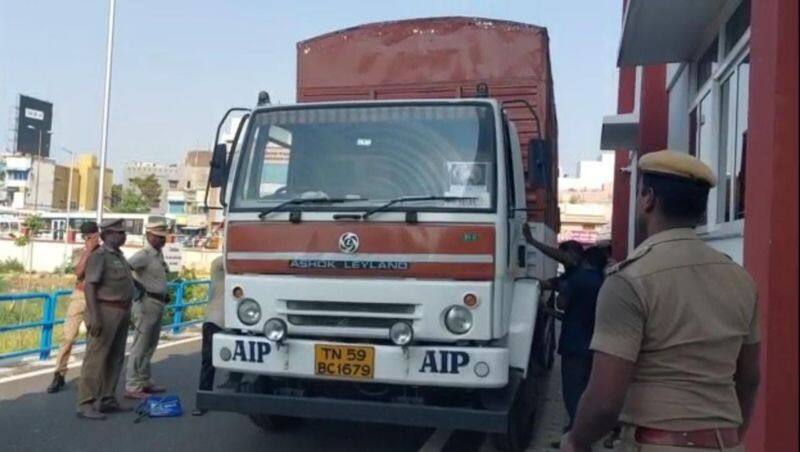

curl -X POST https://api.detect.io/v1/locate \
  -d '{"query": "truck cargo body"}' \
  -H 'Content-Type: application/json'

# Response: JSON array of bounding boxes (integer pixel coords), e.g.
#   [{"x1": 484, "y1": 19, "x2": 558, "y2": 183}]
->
[{"x1": 297, "y1": 16, "x2": 559, "y2": 229}]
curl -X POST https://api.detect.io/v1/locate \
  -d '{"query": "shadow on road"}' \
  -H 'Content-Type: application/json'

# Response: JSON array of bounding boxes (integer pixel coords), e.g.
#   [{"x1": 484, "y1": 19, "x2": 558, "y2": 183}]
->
[{"x1": 0, "y1": 347, "x2": 432, "y2": 452}]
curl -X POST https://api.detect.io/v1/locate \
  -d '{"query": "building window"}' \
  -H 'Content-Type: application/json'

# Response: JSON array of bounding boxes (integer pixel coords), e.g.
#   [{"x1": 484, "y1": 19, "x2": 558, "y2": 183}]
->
[
  {"x1": 725, "y1": 0, "x2": 751, "y2": 53},
  {"x1": 696, "y1": 38, "x2": 718, "y2": 91},
  {"x1": 688, "y1": 1, "x2": 750, "y2": 229}
]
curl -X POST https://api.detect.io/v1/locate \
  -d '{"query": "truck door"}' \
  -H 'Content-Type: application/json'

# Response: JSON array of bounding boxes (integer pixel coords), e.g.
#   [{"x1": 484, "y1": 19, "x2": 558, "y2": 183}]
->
[{"x1": 505, "y1": 120, "x2": 528, "y2": 279}]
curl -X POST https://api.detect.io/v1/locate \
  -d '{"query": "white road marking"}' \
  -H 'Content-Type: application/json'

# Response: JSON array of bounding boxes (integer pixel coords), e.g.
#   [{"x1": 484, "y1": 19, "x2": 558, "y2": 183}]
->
[
  {"x1": 0, "y1": 336, "x2": 201, "y2": 385},
  {"x1": 418, "y1": 428, "x2": 453, "y2": 452}
]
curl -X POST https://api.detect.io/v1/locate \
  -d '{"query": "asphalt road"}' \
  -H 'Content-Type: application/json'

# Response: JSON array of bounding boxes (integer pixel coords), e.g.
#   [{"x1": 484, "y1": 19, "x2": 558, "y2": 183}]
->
[
  {"x1": 0, "y1": 340, "x2": 564, "y2": 452},
  {"x1": 0, "y1": 339, "x2": 498, "y2": 452}
]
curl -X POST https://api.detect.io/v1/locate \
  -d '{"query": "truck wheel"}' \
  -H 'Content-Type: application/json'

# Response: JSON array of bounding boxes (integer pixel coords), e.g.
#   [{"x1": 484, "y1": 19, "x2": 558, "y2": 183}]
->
[
  {"x1": 238, "y1": 377, "x2": 302, "y2": 432},
  {"x1": 489, "y1": 379, "x2": 536, "y2": 452},
  {"x1": 545, "y1": 319, "x2": 556, "y2": 370},
  {"x1": 490, "y1": 352, "x2": 538, "y2": 451},
  {"x1": 532, "y1": 310, "x2": 556, "y2": 374},
  {"x1": 543, "y1": 315, "x2": 556, "y2": 370}
]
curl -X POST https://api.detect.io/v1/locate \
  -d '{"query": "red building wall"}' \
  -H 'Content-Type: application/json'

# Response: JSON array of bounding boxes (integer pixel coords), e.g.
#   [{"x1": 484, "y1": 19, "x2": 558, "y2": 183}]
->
[
  {"x1": 742, "y1": 0, "x2": 798, "y2": 450},
  {"x1": 611, "y1": 1, "x2": 798, "y2": 450},
  {"x1": 609, "y1": 65, "x2": 667, "y2": 259}
]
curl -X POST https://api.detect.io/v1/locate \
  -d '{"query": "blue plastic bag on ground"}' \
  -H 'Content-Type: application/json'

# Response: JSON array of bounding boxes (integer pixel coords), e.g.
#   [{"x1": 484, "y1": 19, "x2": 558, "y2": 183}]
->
[{"x1": 134, "y1": 395, "x2": 183, "y2": 423}]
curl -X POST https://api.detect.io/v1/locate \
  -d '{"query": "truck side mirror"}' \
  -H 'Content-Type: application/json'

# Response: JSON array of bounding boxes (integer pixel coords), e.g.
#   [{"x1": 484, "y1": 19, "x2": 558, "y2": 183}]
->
[
  {"x1": 208, "y1": 143, "x2": 228, "y2": 188},
  {"x1": 527, "y1": 138, "x2": 552, "y2": 188}
]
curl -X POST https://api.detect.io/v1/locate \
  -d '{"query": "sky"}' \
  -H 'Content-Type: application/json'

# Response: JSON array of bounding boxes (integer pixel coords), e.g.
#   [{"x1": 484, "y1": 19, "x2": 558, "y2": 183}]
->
[{"x1": 0, "y1": 0, "x2": 622, "y2": 182}]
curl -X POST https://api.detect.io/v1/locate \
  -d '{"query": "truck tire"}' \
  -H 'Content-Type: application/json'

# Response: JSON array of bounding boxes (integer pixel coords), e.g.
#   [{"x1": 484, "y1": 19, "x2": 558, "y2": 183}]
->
[
  {"x1": 239, "y1": 377, "x2": 302, "y2": 432},
  {"x1": 490, "y1": 346, "x2": 539, "y2": 452},
  {"x1": 531, "y1": 309, "x2": 556, "y2": 374},
  {"x1": 541, "y1": 314, "x2": 556, "y2": 371}
]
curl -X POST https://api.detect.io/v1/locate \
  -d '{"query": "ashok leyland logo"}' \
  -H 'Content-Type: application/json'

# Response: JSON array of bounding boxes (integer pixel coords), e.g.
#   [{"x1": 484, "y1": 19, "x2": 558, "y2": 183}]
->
[{"x1": 338, "y1": 232, "x2": 359, "y2": 254}]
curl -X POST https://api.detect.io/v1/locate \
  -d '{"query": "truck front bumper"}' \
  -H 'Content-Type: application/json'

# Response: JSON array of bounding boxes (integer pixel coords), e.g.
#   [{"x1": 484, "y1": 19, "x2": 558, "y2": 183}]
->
[
  {"x1": 196, "y1": 373, "x2": 520, "y2": 433},
  {"x1": 212, "y1": 333, "x2": 509, "y2": 388}
]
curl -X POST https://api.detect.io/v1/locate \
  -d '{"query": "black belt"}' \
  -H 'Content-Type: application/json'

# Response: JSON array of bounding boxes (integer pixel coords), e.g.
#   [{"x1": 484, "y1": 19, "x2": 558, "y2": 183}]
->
[{"x1": 144, "y1": 291, "x2": 168, "y2": 303}]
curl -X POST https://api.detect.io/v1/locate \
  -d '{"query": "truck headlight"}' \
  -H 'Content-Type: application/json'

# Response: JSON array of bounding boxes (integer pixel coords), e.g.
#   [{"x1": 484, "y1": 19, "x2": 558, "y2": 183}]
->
[
  {"x1": 237, "y1": 298, "x2": 261, "y2": 325},
  {"x1": 444, "y1": 305, "x2": 473, "y2": 334},
  {"x1": 263, "y1": 318, "x2": 287, "y2": 342},
  {"x1": 389, "y1": 321, "x2": 413, "y2": 346}
]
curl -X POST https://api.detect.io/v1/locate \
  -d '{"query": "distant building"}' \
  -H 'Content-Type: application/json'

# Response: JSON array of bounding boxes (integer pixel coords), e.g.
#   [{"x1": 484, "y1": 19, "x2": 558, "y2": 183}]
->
[
  {"x1": 167, "y1": 149, "x2": 216, "y2": 240},
  {"x1": 123, "y1": 161, "x2": 180, "y2": 213},
  {"x1": 76, "y1": 154, "x2": 113, "y2": 211},
  {"x1": 557, "y1": 151, "x2": 615, "y2": 245},
  {"x1": 0, "y1": 154, "x2": 80, "y2": 211}
]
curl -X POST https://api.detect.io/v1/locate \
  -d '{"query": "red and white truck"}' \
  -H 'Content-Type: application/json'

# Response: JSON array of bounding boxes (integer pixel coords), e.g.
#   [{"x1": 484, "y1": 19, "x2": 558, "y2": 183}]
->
[{"x1": 199, "y1": 17, "x2": 559, "y2": 451}]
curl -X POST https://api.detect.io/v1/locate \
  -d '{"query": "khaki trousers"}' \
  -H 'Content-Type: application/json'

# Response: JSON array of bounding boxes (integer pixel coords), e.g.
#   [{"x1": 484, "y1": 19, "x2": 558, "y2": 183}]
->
[
  {"x1": 616, "y1": 426, "x2": 746, "y2": 452},
  {"x1": 54, "y1": 292, "x2": 86, "y2": 376},
  {"x1": 125, "y1": 296, "x2": 165, "y2": 391},
  {"x1": 77, "y1": 304, "x2": 131, "y2": 408}
]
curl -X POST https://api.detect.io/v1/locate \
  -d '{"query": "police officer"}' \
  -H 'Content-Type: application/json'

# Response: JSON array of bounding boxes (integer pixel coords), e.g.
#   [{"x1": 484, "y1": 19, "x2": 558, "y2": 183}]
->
[
  {"x1": 562, "y1": 151, "x2": 760, "y2": 451},
  {"x1": 47, "y1": 221, "x2": 99, "y2": 393},
  {"x1": 125, "y1": 220, "x2": 170, "y2": 399},
  {"x1": 77, "y1": 218, "x2": 135, "y2": 420}
]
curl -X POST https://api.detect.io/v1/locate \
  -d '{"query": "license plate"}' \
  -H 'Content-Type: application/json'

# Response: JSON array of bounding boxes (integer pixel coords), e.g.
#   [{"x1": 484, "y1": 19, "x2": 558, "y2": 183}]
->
[{"x1": 314, "y1": 344, "x2": 375, "y2": 380}]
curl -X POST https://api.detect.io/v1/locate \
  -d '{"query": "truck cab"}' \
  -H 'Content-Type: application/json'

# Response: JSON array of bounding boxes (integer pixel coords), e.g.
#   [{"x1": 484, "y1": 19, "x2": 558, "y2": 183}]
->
[{"x1": 198, "y1": 97, "x2": 557, "y2": 451}]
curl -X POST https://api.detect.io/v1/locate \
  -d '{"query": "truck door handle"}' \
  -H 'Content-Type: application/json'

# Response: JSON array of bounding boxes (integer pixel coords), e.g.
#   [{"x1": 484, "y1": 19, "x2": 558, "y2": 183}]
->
[{"x1": 517, "y1": 245, "x2": 527, "y2": 268}]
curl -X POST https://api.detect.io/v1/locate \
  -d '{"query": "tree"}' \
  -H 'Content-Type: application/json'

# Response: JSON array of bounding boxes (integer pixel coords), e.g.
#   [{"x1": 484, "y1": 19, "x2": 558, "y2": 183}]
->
[
  {"x1": 110, "y1": 184, "x2": 123, "y2": 210},
  {"x1": 115, "y1": 188, "x2": 150, "y2": 213},
  {"x1": 131, "y1": 175, "x2": 162, "y2": 209}
]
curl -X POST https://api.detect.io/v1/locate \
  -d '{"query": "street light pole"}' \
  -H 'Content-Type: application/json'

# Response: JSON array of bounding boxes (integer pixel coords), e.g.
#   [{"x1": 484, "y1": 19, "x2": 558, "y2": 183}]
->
[
  {"x1": 62, "y1": 147, "x2": 75, "y2": 266},
  {"x1": 96, "y1": 0, "x2": 117, "y2": 223},
  {"x1": 26, "y1": 125, "x2": 51, "y2": 213},
  {"x1": 33, "y1": 129, "x2": 42, "y2": 211}
]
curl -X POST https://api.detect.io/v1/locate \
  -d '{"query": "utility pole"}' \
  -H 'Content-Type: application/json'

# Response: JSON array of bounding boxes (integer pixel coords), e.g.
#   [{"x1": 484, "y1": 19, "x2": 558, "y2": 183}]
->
[
  {"x1": 62, "y1": 147, "x2": 75, "y2": 267},
  {"x1": 96, "y1": 0, "x2": 117, "y2": 223},
  {"x1": 26, "y1": 124, "x2": 50, "y2": 212}
]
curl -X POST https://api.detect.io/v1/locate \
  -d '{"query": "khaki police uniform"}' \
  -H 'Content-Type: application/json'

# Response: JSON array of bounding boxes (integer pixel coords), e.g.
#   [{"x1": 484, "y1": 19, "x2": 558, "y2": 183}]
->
[
  {"x1": 125, "y1": 221, "x2": 170, "y2": 392},
  {"x1": 54, "y1": 248, "x2": 88, "y2": 376},
  {"x1": 590, "y1": 151, "x2": 759, "y2": 452},
  {"x1": 77, "y1": 220, "x2": 135, "y2": 409}
]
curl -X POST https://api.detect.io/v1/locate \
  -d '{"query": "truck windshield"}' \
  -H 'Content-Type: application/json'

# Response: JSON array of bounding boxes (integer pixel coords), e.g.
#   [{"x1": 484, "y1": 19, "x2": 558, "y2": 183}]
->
[{"x1": 231, "y1": 103, "x2": 496, "y2": 212}]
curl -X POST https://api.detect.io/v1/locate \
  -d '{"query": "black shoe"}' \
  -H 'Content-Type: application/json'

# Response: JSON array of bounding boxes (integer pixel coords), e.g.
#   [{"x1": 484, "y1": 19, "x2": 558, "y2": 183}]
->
[
  {"x1": 191, "y1": 408, "x2": 207, "y2": 416},
  {"x1": 47, "y1": 374, "x2": 65, "y2": 393},
  {"x1": 550, "y1": 441, "x2": 561, "y2": 448}
]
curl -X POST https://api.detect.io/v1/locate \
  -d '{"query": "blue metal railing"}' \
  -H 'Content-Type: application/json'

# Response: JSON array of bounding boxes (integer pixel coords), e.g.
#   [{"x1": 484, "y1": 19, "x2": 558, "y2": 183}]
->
[{"x1": 0, "y1": 279, "x2": 210, "y2": 361}]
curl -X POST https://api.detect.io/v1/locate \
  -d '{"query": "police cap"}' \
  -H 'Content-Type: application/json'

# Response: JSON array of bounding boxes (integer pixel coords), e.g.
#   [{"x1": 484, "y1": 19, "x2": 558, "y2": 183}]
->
[
  {"x1": 100, "y1": 218, "x2": 126, "y2": 232},
  {"x1": 145, "y1": 220, "x2": 169, "y2": 237},
  {"x1": 638, "y1": 150, "x2": 717, "y2": 187}
]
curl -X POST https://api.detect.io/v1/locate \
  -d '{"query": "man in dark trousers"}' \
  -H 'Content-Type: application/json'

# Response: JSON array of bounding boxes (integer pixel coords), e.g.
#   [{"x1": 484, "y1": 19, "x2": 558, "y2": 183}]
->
[
  {"x1": 77, "y1": 218, "x2": 135, "y2": 420},
  {"x1": 192, "y1": 224, "x2": 242, "y2": 416},
  {"x1": 523, "y1": 228, "x2": 604, "y2": 436},
  {"x1": 557, "y1": 252, "x2": 605, "y2": 432},
  {"x1": 562, "y1": 151, "x2": 760, "y2": 451}
]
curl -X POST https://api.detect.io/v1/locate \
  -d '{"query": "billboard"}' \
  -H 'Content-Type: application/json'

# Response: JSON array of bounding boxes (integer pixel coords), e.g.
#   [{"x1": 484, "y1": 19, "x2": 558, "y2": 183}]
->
[{"x1": 16, "y1": 95, "x2": 53, "y2": 157}]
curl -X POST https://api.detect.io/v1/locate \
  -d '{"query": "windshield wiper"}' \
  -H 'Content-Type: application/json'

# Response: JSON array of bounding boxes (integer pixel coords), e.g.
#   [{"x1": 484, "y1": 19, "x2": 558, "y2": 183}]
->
[
  {"x1": 361, "y1": 195, "x2": 477, "y2": 220},
  {"x1": 258, "y1": 197, "x2": 367, "y2": 220}
]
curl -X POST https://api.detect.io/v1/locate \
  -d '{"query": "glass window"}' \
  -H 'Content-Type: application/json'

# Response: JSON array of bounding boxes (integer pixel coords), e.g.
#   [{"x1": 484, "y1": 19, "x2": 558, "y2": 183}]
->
[
  {"x1": 714, "y1": 55, "x2": 750, "y2": 224},
  {"x1": 233, "y1": 104, "x2": 497, "y2": 212},
  {"x1": 725, "y1": 0, "x2": 751, "y2": 53},
  {"x1": 696, "y1": 93, "x2": 714, "y2": 226},
  {"x1": 697, "y1": 38, "x2": 719, "y2": 91},
  {"x1": 733, "y1": 57, "x2": 749, "y2": 219},
  {"x1": 717, "y1": 75, "x2": 734, "y2": 222}
]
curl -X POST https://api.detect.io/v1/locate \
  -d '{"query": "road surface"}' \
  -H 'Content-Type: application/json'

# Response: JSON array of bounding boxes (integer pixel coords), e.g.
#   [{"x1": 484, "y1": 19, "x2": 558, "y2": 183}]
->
[{"x1": 0, "y1": 338, "x2": 565, "y2": 452}]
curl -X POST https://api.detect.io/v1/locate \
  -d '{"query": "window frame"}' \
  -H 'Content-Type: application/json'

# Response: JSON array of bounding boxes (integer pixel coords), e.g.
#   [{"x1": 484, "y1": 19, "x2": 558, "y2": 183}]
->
[{"x1": 688, "y1": 6, "x2": 750, "y2": 237}]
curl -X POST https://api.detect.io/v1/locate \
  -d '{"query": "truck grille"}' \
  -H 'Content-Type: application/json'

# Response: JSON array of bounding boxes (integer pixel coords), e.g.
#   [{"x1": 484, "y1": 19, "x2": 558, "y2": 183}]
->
[{"x1": 282, "y1": 300, "x2": 417, "y2": 329}]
